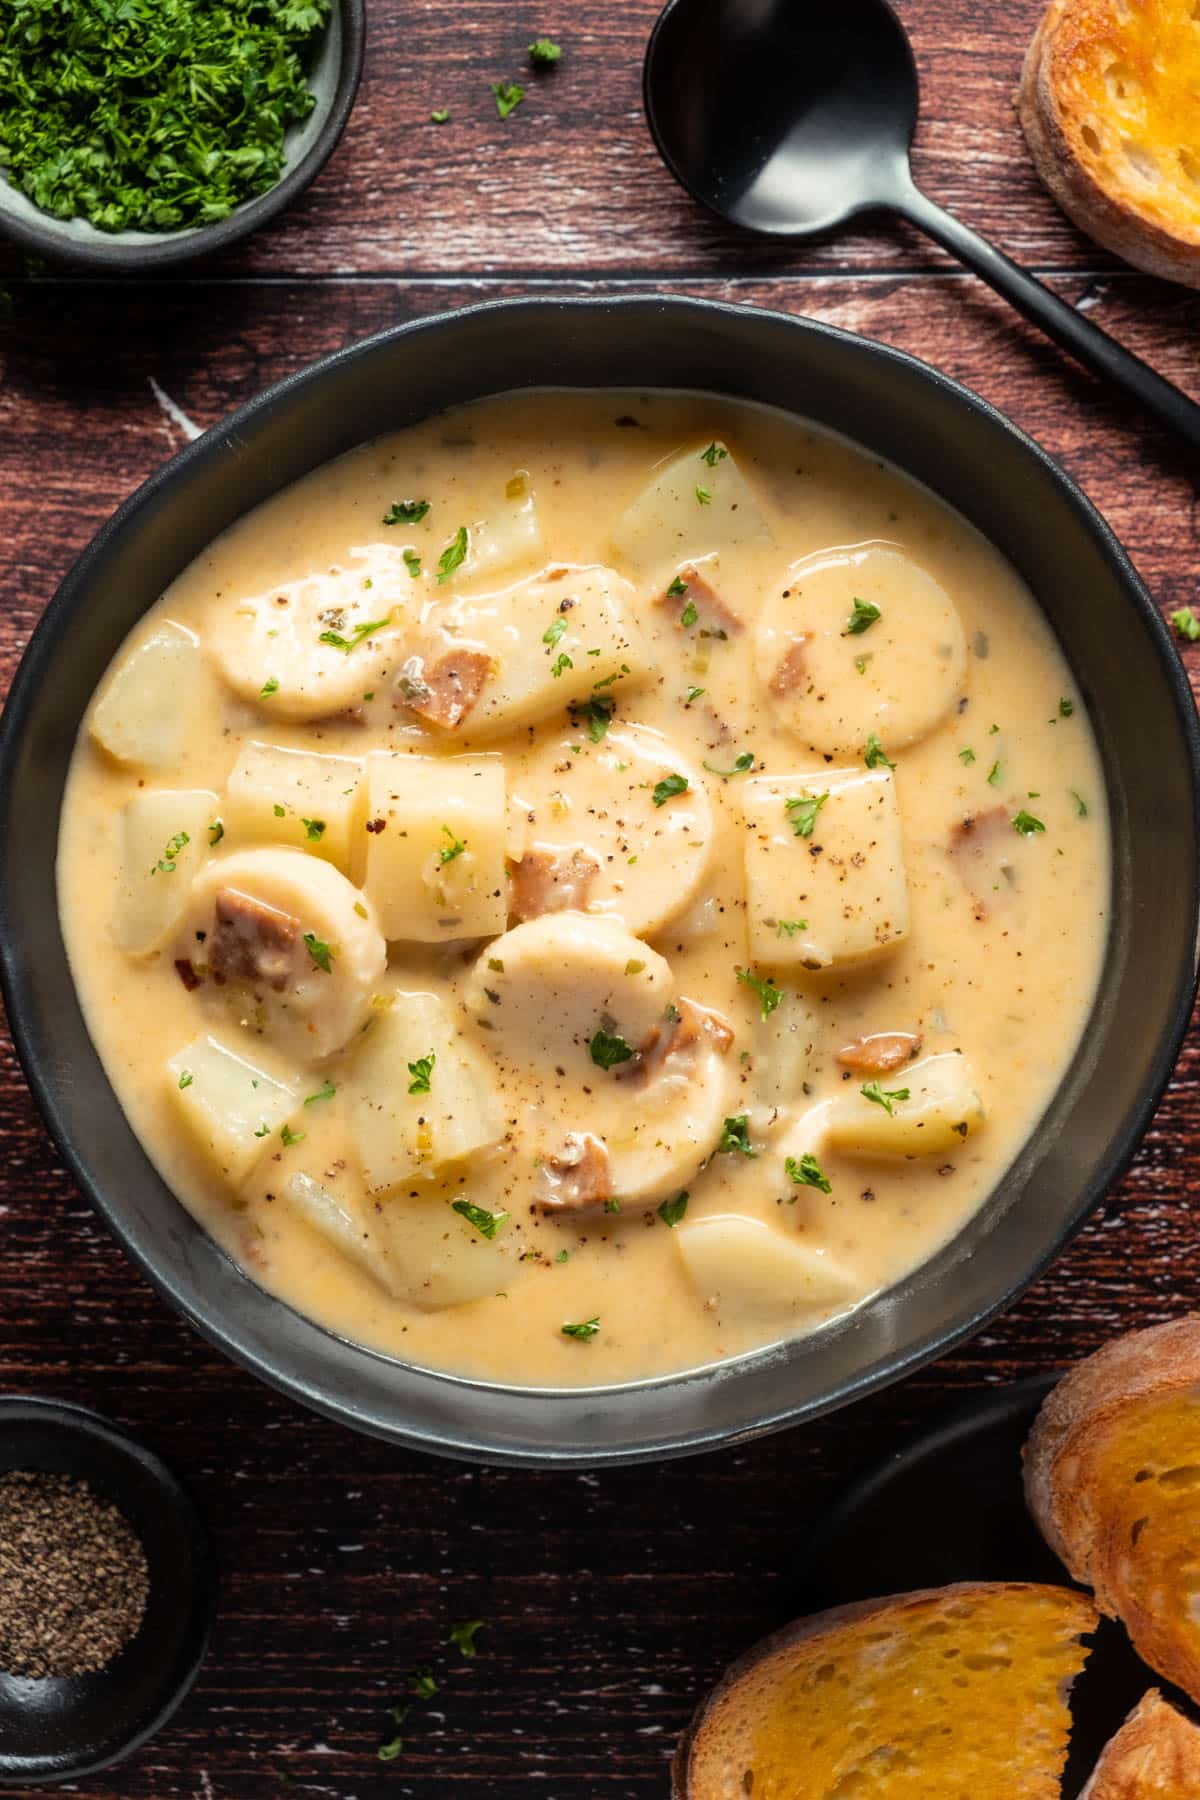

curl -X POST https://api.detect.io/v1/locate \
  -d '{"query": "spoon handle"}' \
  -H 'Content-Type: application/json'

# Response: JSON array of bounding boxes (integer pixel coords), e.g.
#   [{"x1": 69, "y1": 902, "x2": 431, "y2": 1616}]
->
[{"x1": 893, "y1": 183, "x2": 1200, "y2": 453}]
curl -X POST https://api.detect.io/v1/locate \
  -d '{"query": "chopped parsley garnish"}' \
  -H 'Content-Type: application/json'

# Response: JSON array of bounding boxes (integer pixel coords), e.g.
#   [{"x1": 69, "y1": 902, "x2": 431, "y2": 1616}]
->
[
  {"x1": 846, "y1": 597, "x2": 881, "y2": 635},
  {"x1": 862, "y1": 1080, "x2": 910, "y2": 1116},
  {"x1": 407, "y1": 1054, "x2": 436, "y2": 1096},
  {"x1": 528, "y1": 37, "x2": 562, "y2": 64},
  {"x1": 854, "y1": 655, "x2": 870, "y2": 674},
  {"x1": 492, "y1": 81, "x2": 525, "y2": 118},
  {"x1": 700, "y1": 442, "x2": 728, "y2": 466},
  {"x1": 561, "y1": 1317, "x2": 600, "y2": 1340},
  {"x1": 685, "y1": 685, "x2": 706, "y2": 704},
  {"x1": 411, "y1": 1667, "x2": 438, "y2": 1700},
  {"x1": 718, "y1": 1114, "x2": 756, "y2": 1157},
  {"x1": 260, "y1": 676, "x2": 279, "y2": 699},
  {"x1": 177, "y1": 1069, "x2": 194, "y2": 1090},
  {"x1": 543, "y1": 617, "x2": 568, "y2": 648},
  {"x1": 303, "y1": 932, "x2": 333, "y2": 972},
  {"x1": 695, "y1": 486, "x2": 712, "y2": 506},
  {"x1": 453, "y1": 1199, "x2": 508, "y2": 1239},
  {"x1": 958, "y1": 747, "x2": 976, "y2": 765},
  {"x1": 302, "y1": 818, "x2": 326, "y2": 841},
  {"x1": 652, "y1": 773, "x2": 690, "y2": 807},
  {"x1": 273, "y1": 803, "x2": 286, "y2": 817},
  {"x1": 208, "y1": 819, "x2": 224, "y2": 845},
  {"x1": 430, "y1": 108, "x2": 449, "y2": 124},
  {"x1": 253, "y1": 1122, "x2": 270, "y2": 1138},
  {"x1": 319, "y1": 615, "x2": 391, "y2": 653},
  {"x1": 737, "y1": 967, "x2": 783, "y2": 1019},
  {"x1": 572, "y1": 695, "x2": 615, "y2": 742},
  {"x1": 304, "y1": 1079, "x2": 337, "y2": 1107},
  {"x1": 1171, "y1": 606, "x2": 1200, "y2": 642},
  {"x1": 703, "y1": 752, "x2": 755, "y2": 777},
  {"x1": 1013, "y1": 809, "x2": 1046, "y2": 835},
  {"x1": 1059, "y1": 696, "x2": 1074, "y2": 718},
  {"x1": 551, "y1": 652, "x2": 573, "y2": 678},
  {"x1": 590, "y1": 1028, "x2": 635, "y2": 1070},
  {"x1": 775, "y1": 919, "x2": 807, "y2": 937},
  {"x1": 402, "y1": 548, "x2": 422, "y2": 578},
  {"x1": 786, "y1": 1153, "x2": 831, "y2": 1194},
  {"x1": 439, "y1": 826, "x2": 466, "y2": 864},
  {"x1": 1072, "y1": 790, "x2": 1088, "y2": 818},
  {"x1": 449, "y1": 1619, "x2": 486, "y2": 1657},
  {"x1": 555, "y1": 1249, "x2": 570, "y2": 1263},
  {"x1": 785, "y1": 791, "x2": 828, "y2": 838},
  {"x1": 280, "y1": 1124, "x2": 305, "y2": 1147},
  {"x1": 437, "y1": 525, "x2": 469, "y2": 583},
  {"x1": 680, "y1": 598, "x2": 699, "y2": 628},
  {"x1": 987, "y1": 760, "x2": 1001, "y2": 786},
  {"x1": 383, "y1": 499, "x2": 429, "y2": 525},
  {"x1": 378, "y1": 1733, "x2": 404, "y2": 1763},
  {"x1": 863, "y1": 732, "x2": 895, "y2": 770},
  {"x1": 657, "y1": 1190, "x2": 689, "y2": 1227},
  {"x1": 151, "y1": 829, "x2": 189, "y2": 874},
  {"x1": 667, "y1": 575, "x2": 689, "y2": 598}
]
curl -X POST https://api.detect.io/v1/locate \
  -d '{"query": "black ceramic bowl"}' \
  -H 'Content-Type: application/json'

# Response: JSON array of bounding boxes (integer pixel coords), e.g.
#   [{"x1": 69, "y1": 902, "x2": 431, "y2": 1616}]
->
[
  {"x1": 0, "y1": 1397, "x2": 217, "y2": 1787},
  {"x1": 0, "y1": 0, "x2": 363, "y2": 272},
  {"x1": 1, "y1": 297, "x2": 1197, "y2": 1466}
]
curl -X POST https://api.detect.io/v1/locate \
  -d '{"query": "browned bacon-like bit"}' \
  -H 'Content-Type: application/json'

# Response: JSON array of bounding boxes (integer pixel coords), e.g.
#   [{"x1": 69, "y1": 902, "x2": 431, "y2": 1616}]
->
[
  {"x1": 948, "y1": 806, "x2": 1016, "y2": 920},
  {"x1": 536, "y1": 1131, "x2": 613, "y2": 1212},
  {"x1": 509, "y1": 846, "x2": 601, "y2": 923},
  {"x1": 662, "y1": 565, "x2": 744, "y2": 637},
  {"x1": 835, "y1": 1031, "x2": 923, "y2": 1075},
  {"x1": 396, "y1": 647, "x2": 491, "y2": 730},
  {"x1": 208, "y1": 888, "x2": 300, "y2": 993},
  {"x1": 769, "y1": 639, "x2": 808, "y2": 696}
]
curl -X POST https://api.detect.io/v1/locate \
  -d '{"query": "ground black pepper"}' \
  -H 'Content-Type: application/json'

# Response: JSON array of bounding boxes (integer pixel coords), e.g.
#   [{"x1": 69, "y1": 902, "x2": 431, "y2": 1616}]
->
[{"x1": 0, "y1": 1470, "x2": 149, "y2": 1679}]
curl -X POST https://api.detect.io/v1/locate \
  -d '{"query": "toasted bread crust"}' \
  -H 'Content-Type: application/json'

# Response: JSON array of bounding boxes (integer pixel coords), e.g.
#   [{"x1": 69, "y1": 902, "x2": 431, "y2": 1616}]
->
[
  {"x1": 671, "y1": 1581, "x2": 1097, "y2": 1797},
  {"x1": 1024, "y1": 1316, "x2": 1200, "y2": 1701},
  {"x1": 1018, "y1": 0, "x2": 1200, "y2": 289},
  {"x1": 1080, "y1": 1690, "x2": 1200, "y2": 1799}
]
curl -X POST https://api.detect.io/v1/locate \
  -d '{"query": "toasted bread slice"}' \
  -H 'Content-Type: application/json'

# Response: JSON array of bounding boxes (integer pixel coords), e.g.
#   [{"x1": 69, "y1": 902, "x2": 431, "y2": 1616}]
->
[
  {"x1": 672, "y1": 1581, "x2": 1097, "y2": 1798},
  {"x1": 1025, "y1": 1317, "x2": 1200, "y2": 1705},
  {"x1": 1018, "y1": 0, "x2": 1200, "y2": 288},
  {"x1": 1080, "y1": 1689, "x2": 1200, "y2": 1798}
]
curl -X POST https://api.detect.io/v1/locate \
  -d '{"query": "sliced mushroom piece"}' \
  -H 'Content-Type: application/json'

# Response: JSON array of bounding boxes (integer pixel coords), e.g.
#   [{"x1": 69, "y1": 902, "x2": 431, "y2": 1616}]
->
[
  {"x1": 510, "y1": 846, "x2": 602, "y2": 924},
  {"x1": 835, "y1": 1031, "x2": 923, "y2": 1075},
  {"x1": 209, "y1": 889, "x2": 300, "y2": 993},
  {"x1": 537, "y1": 1131, "x2": 613, "y2": 1211},
  {"x1": 395, "y1": 645, "x2": 493, "y2": 730},
  {"x1": 660, "y1": 561, "x2": 744, "y2": 636},
  {"x1": 949, "y1": 807, "x2": 1018, "y2": 917}
]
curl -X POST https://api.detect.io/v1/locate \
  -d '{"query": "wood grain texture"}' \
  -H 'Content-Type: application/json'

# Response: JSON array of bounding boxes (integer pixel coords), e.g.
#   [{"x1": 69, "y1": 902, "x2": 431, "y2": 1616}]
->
[{"x1": 2, "y1": 0, "x2": 1200, "y2": 1791}]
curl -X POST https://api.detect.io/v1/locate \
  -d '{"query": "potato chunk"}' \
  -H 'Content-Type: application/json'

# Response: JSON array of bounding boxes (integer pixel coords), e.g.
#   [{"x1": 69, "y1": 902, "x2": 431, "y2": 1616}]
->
[
  {"x1": 373, "y1": 1190, "x2": 527, "y2": 1311},
  {"x1": 90, "y1": 621, "x2": 211, "y2": 770},
  {"x1": 676, "y1": 1214, "x2": 858, "y2": 1325},
  {"x1": 741, "y1": 766, "x2": 909, "y2": 970},
  {"x1": 113, "y1": 787, "x2": 218, "y2": 954},
  {"x1": 166, "y1": 1034, "x2": 297, "y2": 1183},
  {"x1": 283, "y1": 1171, "x2": 408, "y2": 1298},
  {"x1": 348, "y1": 990, "x2": 503, "y2": 1194},
  {"x1": 439, "y1": 473, "x2": 546, "y2": 591},
  {"x1": 404, "y1": 564, "x2": 647, "y2": 739},
  {"x1": 609, "y1": 441, "x2": 772, "y2": 584},
  {"x1": 826, "y1": 1050, "x2": 985, "y2": 1159},
  {"x1": 363, "y1": 751, "x2": 506, "y2": 941},
  {"x1": 224, "y1": 741, "x2": 366, "y2": 878}
]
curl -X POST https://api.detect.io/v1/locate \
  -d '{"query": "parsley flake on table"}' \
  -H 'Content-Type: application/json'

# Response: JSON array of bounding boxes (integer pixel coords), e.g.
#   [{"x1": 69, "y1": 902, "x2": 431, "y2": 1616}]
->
[
  {"x1": 590, "y1": 1027, "x2": 635, "y2": 1070},
  {"x1": 528, "y1": 37, "x2": 562, "y2": 65},
  {"x1": 784, "y1": 791, "x2": 828, "y2": 838},
  {"x1": 383, "y1": 499, "x2": 429, "y2": 525},
  {"x1": 786, "y1": 1153, "x2": 832, "y2": 1194},
  {"x1": 430, "y1": 108, "x2": 450, "y2": 124},
  {"x1": 861, "y1": 1080, "x2": 910, "y2": 1116},
  {"x1": 1171, "y1": 606, "x2": 1200, "y2": 642},
  {"x1": 736, "y1": 967, "x2": 782, "y2": 1019},
  {"x1": 492, "y1": 81, "x2": 526, "y2": 119},
  {"x1": 410, "y1": 1666, "x2": 438, "y2": 1700},
  {"x1": 652, "y1": 773, "x2": 690, "y2": 807},
  {"x1": 453, "y1": 1199, "x2": 508, "y2": 1239},
  {"x1": 450, "y1": 1619, "x2": 486, "y2": 1657},
  {"x1": 658, "y1": 1190, "x2": 689, "y2": 1227},
  {"x1": 0, "y1": 0, "x2": 332, "y2": 234},
  {"x1": 407, "y1": 1053, "x2": 436, "y2": 1096},
  {"x1": 846, "y1": 597, "x2": 881, "y2": 635}
]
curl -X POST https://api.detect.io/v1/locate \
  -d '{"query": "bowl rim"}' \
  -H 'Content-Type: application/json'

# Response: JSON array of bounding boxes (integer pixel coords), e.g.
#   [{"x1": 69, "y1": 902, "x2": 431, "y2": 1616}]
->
[
  {"x1": 0, "y1": 0, "x2": 365, "y2": 272},
  {"x1": 2, "y1": 293, "x2": 1197, "y2": 1464}
]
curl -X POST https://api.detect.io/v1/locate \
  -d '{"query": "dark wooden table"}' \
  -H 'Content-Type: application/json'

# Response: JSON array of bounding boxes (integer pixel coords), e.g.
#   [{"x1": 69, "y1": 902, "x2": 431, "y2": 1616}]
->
[{"x1": 2, "y1": 3, "x2": 1198, "y2": 1793}]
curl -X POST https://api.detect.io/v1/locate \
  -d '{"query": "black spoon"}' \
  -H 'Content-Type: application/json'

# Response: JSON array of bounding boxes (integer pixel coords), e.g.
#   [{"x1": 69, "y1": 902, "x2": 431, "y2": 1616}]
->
[{"x1": 644, "y1": 0, "x2": 1200, "y2": 451}]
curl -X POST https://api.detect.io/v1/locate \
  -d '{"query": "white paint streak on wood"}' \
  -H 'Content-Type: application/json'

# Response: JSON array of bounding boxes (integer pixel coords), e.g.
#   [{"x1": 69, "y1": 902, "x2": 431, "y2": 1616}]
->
[{"x1": 148, "y1": 376, "x2": 203, "y2": 445}]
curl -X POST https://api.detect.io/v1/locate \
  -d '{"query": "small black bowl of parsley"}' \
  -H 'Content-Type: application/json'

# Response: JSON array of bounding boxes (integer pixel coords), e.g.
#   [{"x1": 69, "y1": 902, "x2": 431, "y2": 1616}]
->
[{"x1": 0, "y1": 0, "x2": 364, "y2": 269}]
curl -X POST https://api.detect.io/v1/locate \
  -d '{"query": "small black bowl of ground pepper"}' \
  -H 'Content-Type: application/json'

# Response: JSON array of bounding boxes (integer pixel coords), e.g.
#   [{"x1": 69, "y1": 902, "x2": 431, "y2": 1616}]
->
[
  {"x1": 0, "y1": 1396, "x2": 217, "y2": 1787},
  {"x1": 0, "y1": 0, "x2": 364, "y2": 271}
]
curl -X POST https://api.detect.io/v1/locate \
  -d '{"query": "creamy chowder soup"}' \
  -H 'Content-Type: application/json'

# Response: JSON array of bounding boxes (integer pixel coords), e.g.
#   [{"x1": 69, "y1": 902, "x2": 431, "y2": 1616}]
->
[{"x1": 58, "y1": 391, "x2": 1109, "y2": 1387}]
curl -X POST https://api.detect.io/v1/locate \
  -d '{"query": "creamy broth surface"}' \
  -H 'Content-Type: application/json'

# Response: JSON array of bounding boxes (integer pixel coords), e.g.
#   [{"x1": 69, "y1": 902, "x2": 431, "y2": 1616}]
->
[{"x1": 58, "y1": 392, "x2": 1110, "y2": 1386}]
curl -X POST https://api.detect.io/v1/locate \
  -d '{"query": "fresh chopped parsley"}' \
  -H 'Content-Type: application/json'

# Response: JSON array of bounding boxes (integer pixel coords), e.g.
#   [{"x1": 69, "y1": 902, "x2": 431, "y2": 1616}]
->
[
  {"x1": 450, "y1": 1619, "x2": 486, "y2": 1657},
  {"x1": 775, "y1": 919, "x2": 807, "y2": 937},
  {"x1": 430, "y1": 108, "x2": 449, "y2": 124},
  {"x1": 383, "y1": 499, "x2": 430, "y2": 525},
  {"x1": 667, "y1": 576, "x2": 689, "y2": 598},
  {"x1": 439, "y1": 826, "x2": 466, "y2": 864},
  {"x1": 1013, "y1": 809, "x2": 1046, "y2": 835},
  {"x1": 653, "y1": 773, "x2": 690, "y2": 807},
  {"x1": 378, "y1": 1733, "x2": 404, "y2": 1763},
  {"x1": 273, "y1": 803, "x2": 286, "y2": 817},
  {"x1": 407, "y1": 1053, "x2": 436, "y2": 1095},
  {"x1": 680, "y1": 598, "x2": 698, "y2": 628},
  {"x1": 958, "y1": 747, "x2": 976, "y2": 765},
  {"x1": 685, "y1": 685, "x2": 705, "y2": 704},
  {"x1": 453, "y1": 1199, "x2": 508, "y2": 1239},
  {"x1": 543, "y1": 617, "x2": 568, "y2": 648},
  {"x1": 987, "y1": 760, "x2": 1001, "y2": 786},
  {"x1": 319, "y1": 615, "x2": 391, "y2": 653},
  {"x1": 208, "y1": 819, "x2": 224, "y2": 845},
  {"x1": 403, "y1": 548, "x2": 422, "y2": 578},
  {"x1": 528, "y1": 37, "x2": 562, "y2": 64},
  {"x1": 303, "y1": 932, "x2": 333, "y2": 972},
  {"x1": 603, "y1": 1197, "x2": 622, "y2": 1214},
  {"x1": 862, "y1": 1080, "x2": 910, "y2": 1116},
  {"x1": 302, "y1": 818, "x2": 326, "y2": 841},
  {"x1": 657, "y1": 1190, "x2": 689, "y2": 1227},
  {"x1": 1072, "y1": 790, "x2": 1088, "y2": 818},
  {"x1": 304, "y1": 1079, "x2": 336, "y2": 1107},
  {"x1": 846, "y1": 597, "x2": 881, "y2": 635},
  {"x1": 590, "y1": 1027, "x2": 635, "y2": 1070},
  {"x1": 555, "y1": 1248, "x2": 570, "y2": 1263},
  {"x1": 786, "y1": 1153, "x2": 831, "y2": 1194},
  {"x1": 1171, "y1": 606, "x2": 1200, "y2": 642},
  {"x1": 737, "y1": 967, "x2": 782, "y2": 1019},
  {"x1": 863, "y1": 733, "x2": 895, "y2": 770},
  {"x1": 437, "y1": 525, "x2": 469, "y2": 583},
  {"x1": 1059, "y1": 696, "x2": 1074, "y2": 718},
  {"x1": 572, "y1": 694, "x2": 615, "y2": 742},
  {"x1": 785, "y1": 791, "x2": 828, "y2": 838},
  {"x1": 718, "y1": 1114, "x2": 756, "y2": 1157},
  {"x1": 151, "y1": 829, "x2": 189, "y2": 874},
  {"x1": 551, "y1": 652, "x2": 573, "y2": 678},
  {"x1": 253, "y1": 1122, "x2": 270, "y2": 1138},
  {"x1": 702, "y1": 751, "x2": 754, "y2": 778},
  {"x1": 177, "y1": 1069, "x2": 194, "y2": 1090},
  {"x1": 260, "y1": 676, "x2": 279, "y2": 699},
  {"x1": 561, "y1": 1317, "x2": 600, "y2": 1340},
  {"x1": 410, "y1": 1667, "x2": 438, "y2": 1700},
  {"x1": 280, "y1": 1124, "x2": 305, "y2": 1147},
  {"x1": 700, "y1": 442, "x2": 728, "y2": 466},
  {"x1": 492, "y1": 81, "x2": 526, "y2": 118},
  {"x1": 695, "y1": 485, "x2": 712, "y2": 506}
]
